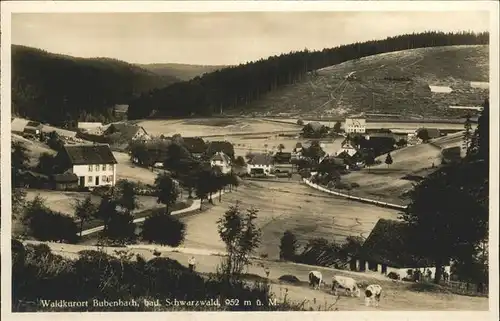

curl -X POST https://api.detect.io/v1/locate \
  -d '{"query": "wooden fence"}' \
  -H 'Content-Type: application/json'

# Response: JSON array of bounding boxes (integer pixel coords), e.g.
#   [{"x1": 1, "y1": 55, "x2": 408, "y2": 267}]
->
[{"x1": 445, "y1": 280, "x2": 488, "y2": 296}]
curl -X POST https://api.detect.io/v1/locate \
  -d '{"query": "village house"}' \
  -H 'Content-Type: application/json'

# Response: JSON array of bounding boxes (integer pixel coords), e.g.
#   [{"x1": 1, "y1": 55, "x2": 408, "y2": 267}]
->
[
  {"x1": 113, "y1": 104, "x2": 129, "y2": 120},
  {"x1": 52, "y1": 172, "x2": 79, "y2": 191},
  {"x1": 104, "y1": 123, "x2": 150, "y2": 142},
  {"x1": 344, "y1": 114, "x2": 366, "y2": 134},
  {"x1": 23, "y1": 121, "x2": 43, "y2": 137},
  {"x1": 337, "y1": 139, "x2": 359, "y2": 157},
  {"x1": 247, "y1": 153, "x2": 275, "y2": 175},
  {"x1": 210, "y1": 152, "x2": 232, "y2": 174},
  {"x1": 56, "y1": 144, "x2": 118, "y2": 188},
  {"x1": 352, "y1": 219, "x2": 451, "y2": 279}
]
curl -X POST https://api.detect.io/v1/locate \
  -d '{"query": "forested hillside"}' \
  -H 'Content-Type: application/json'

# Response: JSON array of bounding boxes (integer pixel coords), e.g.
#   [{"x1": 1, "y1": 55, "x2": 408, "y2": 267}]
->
[
  {"x1": 12, "y1": 45, "x2": 180, "y2": 127},
  {"x1": 127, "y1": 31, "x2": 489, "y2": 120},
  {"x1": 138, "y1": 63, "x2": 227, "y2": 81}
]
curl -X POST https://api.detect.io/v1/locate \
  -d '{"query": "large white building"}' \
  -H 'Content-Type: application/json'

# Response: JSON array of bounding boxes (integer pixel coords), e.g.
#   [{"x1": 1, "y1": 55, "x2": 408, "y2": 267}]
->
[
  {"x1": 58, "y1": 144, "x2": 118, "y2": 188},
  {"x1": 344, "y1": 114, "x2": 366, "y2": 134}
]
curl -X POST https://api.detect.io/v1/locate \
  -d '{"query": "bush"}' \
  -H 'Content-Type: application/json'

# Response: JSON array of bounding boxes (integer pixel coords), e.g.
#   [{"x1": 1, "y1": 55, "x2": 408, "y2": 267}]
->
[
  {"x1": 278, "y1": 274, "x2": 301, "y2": 284},
  {"x1": 387, "y1": 272, "x2": 401, "y2": 280},
  {"x1": 296, "y1": 119, "x2": 304, "y2": 126},
  {"x1": 141, "y1": 213, "x2": 186, "y2": 247},
  {"x1": 351, "y1": 182, "x2": 360, "y2": 188}
]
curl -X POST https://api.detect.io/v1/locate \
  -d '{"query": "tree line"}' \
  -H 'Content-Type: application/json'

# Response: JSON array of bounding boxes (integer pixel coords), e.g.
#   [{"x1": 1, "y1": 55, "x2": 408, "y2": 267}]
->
[{"x1": 128, "y1": 31, "x2": 489, "y2": 119}]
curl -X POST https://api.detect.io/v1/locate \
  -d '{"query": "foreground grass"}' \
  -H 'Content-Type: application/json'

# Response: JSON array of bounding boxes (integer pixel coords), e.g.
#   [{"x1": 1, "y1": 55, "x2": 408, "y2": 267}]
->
[{"x1": 12, "y1": 241, "x2": 307, "y2": 312}]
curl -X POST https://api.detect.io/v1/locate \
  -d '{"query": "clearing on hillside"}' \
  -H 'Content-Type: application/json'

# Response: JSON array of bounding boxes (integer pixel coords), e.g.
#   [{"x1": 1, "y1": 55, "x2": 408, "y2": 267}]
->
[{"x1": 244, "y1": 45, "x2": 488, "y2": 118}]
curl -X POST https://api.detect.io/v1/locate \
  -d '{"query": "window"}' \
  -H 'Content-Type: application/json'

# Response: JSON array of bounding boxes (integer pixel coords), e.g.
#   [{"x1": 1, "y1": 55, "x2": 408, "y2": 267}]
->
[
  {"x1": 95, "y1": 165, "x2": 99, "y2": 171},
  {"x1": 108, "y1": 164, "x2": 113, "y2": 171},
  {"x1": 102, "y1": 175, "x2": 107, "y2": 183},
  {"x1": 87, "y1": 176, "x2": 93, "y2": 183},
  {"x1": 102, "y1": 165, "x2": 106, "y2": 171},
  {"x1": 108, "y1": 175, "x2": 113, "y2": 183},
  {"x1": 88, "y1": 165, "x2": 93, "y2": 172}
]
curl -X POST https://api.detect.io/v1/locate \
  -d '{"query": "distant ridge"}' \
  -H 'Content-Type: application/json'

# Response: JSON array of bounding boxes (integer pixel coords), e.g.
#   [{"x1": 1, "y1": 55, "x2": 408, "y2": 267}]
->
[{"x1": 138, "y1": 63, "x2": 229, "y2": 81}]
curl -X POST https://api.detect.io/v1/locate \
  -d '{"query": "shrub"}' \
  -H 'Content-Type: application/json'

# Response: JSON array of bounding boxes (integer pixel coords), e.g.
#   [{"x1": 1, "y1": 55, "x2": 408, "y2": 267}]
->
[
  {"x1": 141, "y1": 213, "x2": 186, "y2": 247},
  {"x1": 387, "y1": 272, "x2": 401, "y2": 280},
  {"x1": 351, "y1": 182, "x2": 360, "y2": 188},
  {"x1": 278, "y1": 274, "x2": 301, "y2": 284},
  {"x1": 296, "y1": 119, "x2": 304, "y2": 126}
]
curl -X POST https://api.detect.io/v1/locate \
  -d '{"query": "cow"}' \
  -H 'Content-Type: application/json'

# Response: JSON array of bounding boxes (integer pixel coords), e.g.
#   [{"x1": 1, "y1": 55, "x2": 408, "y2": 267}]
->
[
  {"x1": 364, "y1": 284, "x2": 382, "y2": 307},
  {"x1": 331, "y1": 275, "x2": 361, "y2": 297},
  {"x1": 308, "y1": 271, "x2": 323, "y2": 290}
]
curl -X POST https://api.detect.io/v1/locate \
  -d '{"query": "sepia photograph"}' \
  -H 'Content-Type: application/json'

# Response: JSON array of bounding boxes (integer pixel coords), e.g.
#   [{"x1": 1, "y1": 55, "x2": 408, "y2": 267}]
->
[{"x1": 1, "y1": 0, "x2": 498, "y2": 318}]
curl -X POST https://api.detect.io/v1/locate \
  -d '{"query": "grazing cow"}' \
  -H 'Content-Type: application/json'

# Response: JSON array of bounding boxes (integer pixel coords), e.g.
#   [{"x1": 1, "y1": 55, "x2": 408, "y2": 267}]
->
[
  {"x1": 308, "y1": 271, "x2": 323, "y2": 290},
  {"x1": 331, "y1": 275, "x2": 361, "y2": 297},
  {"x1": 364, "y1": 284, "x2": 382, "y2": 307}
]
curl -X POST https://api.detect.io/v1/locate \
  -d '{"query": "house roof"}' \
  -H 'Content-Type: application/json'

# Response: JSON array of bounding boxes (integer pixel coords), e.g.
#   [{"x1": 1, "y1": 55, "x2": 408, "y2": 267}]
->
[
  {"x1": 248, "y1": 153, "x2": 274, "y2": 166},
  {"x1": 105, "y1": 123, "x2": 146, "y2": 140},
  {"x1": 360, "y1": 219, "x2": 433, "y2": 268},
  {"x1": 307, "y1": 122, "x2": 324, "y2": 131},
  {"x1": 320, "y1": 156, "x2": 345, "y2": 166},
  {"x1": 63, "y1": 144, "x2": 118, "y2": 165},
  {"x1": 25, "y1": 121, "x2": 42, "y2": 128},
  {"x1": 182, "y1": 137, "x2": 207, "y2": 154},
  {"x1": 211, "y1": 151, "x2": 231, "y2": 163}
]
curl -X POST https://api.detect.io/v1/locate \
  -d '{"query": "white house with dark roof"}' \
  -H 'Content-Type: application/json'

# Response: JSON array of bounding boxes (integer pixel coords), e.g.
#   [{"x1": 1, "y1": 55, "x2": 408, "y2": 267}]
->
[
  {"x1": 247, "y1": 153, "x2": 275, "y2": 175},
  {"x1": 210, "y1": 151, "x2": 232, "y2": 174},
  {"x1": 57, "y1": 144, "x2": 118, "y2": 188}
]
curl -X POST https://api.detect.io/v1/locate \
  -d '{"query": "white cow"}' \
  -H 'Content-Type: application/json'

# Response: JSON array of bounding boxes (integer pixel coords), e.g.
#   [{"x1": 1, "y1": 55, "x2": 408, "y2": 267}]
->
[
  {"x1": 364, "y1": 284, "x2": 382, "y2": 307},
  {"x1": 331, "y1": 275, "x2": 361, "y2": 297},
  {"x1": 308, "y1": 271, "x2": 323, "y2": 290}
]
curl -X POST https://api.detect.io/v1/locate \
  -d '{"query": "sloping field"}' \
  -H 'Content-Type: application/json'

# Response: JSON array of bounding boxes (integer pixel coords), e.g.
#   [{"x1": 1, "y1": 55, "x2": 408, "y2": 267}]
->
[
  {"x1": 181, "y1": 180, "x2": 401, "y2": 259},
  {"x1": 342, "y1": 141, "x2": 460, "y2": 205},
  {"x1": 137, "y1": 118, "x2": 302, "y2": 137},
  {"x1": 35, "y1": 241, "x2": 488, "y2": 311},
  {"x1": 11, "y1": 117, "x2": 77, "y2": 137},
  {"x1": 12, "y1": 133, "x2": 56, "y2": 166},
  {"x1": 246, "y1": 45, "x2": 488, "y2": 118}
]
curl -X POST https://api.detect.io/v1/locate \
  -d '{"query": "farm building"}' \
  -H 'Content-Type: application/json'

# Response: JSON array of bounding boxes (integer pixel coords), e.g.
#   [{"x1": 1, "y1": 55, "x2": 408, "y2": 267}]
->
[
  {"x1": 210, "y1": 152, "x2": 232, "y2": 174},
  {"x1": 345, "y1": 114, "x2": 366, "y2": 134},
  {"x1": 114, "y1": 104, "x2": 129, "y2": 120},
  {"x1": 52, "y1": 172, "x2": 79, "y2": 190},
  {"x1": 23, "y1": 121, "x2": 43, "y2": 136},
  {"x1": 247, "y1": 153, "x2": 275, "y2": 175},
  {"x1": 352, "y1": 219, "x2": 451, "y2": 279},
  {"x1": 104, "y1": 123, "x2": 150, "y2": 142},
  {"x1": 56, "y1": 144, "x2": 118, "y2": 188}
]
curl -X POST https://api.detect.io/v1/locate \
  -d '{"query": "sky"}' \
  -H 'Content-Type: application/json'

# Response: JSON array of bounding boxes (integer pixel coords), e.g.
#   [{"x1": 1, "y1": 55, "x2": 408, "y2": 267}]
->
[{"x1": 11, "y1": 11, "x2": 490, "y2": 65}]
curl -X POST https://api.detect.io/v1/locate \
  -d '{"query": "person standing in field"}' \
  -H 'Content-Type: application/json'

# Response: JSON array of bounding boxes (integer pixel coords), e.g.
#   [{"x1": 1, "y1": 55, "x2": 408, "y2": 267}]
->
[{"x1": 188, "y1": 256, "x2": 196, "y2": 272}]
